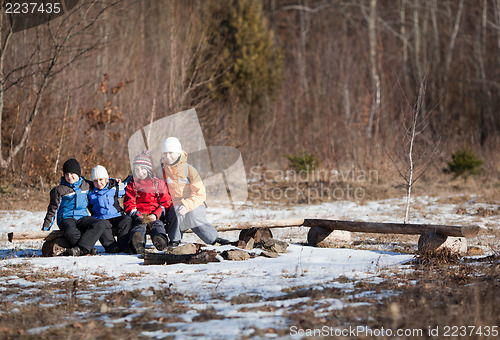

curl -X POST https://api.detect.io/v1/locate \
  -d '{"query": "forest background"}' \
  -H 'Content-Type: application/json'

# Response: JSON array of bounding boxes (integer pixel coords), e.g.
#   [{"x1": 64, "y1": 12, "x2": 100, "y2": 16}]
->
[{"x1": 0, "y1": 0, "x2": 499, "y2": 195}]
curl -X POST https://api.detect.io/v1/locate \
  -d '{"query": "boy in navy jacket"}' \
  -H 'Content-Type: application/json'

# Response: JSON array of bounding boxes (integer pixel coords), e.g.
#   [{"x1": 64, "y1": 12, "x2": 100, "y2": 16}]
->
[
  {"x1": 42, "y1": 159, "x2": 112, "y2": 256},
  {"x1": 88, "y1": 165, "x2": 132, "y2": 253}
]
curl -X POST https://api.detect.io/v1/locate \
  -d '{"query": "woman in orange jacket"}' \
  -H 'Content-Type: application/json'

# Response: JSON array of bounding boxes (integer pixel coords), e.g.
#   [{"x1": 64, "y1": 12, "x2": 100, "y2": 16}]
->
[{"x1": 157, "y1": 137, "x2": 230, "y2": 246}]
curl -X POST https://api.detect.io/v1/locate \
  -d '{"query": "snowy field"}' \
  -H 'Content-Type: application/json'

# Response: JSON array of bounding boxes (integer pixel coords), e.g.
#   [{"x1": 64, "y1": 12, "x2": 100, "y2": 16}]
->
[{"x1": 0, "y1": 195, "x2": 498, "y2": 339}]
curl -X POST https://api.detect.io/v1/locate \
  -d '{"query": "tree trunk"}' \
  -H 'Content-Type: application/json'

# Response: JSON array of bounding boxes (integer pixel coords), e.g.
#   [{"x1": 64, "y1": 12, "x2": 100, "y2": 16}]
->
[
  {"x1": 400, "y1": 0, "x2": 410, "y2": 93},
  {"x1": 367, "y1": 0, "x2": 381, "y2": 141},
  {"x1": 0, "y1": 0, "x2": 13, "y2": 169},
  {"x1": 476, "y1": 0, "x2": 498, "y2": 144},
  {"x1": 54, "y1": 88, "x2": 70, "y2": 174},
  {"x1": 442, "y1": 0, "x2": 464, "y2": 125}
]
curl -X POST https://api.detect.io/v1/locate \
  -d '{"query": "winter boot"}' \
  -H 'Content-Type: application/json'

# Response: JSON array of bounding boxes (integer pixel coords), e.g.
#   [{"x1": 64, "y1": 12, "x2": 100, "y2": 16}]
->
[
  {"x1": 152, "y1": 234, "x2": 169, "y2": 251},
  {"x1": 105, "y1": 242, "x2": 120, "y2": 254},
  {"x1": 168, "y1": 241, "x2": 180, "y2": 248},
  {"x1": 52, "y1": 243, "x2": 67, "y2": 256},
  {"x1": 131, "y1": 232, "x2": 145, "y2": 254},
  {"x1": 64, "y1": 246, "x2": 82, "y2": 256},
  {"x1": 213, "y1": 237, "x2": 232, "y2": 245},
  {"x1": 80, "y1": 247, "x2": 97, "y2": 256}
]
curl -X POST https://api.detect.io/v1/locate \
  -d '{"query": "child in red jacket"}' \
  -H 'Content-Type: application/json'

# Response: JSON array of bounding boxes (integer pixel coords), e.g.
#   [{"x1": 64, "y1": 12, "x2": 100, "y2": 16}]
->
[{"x1": 124, "y1": 150, "x2": 174, "y2": 253}]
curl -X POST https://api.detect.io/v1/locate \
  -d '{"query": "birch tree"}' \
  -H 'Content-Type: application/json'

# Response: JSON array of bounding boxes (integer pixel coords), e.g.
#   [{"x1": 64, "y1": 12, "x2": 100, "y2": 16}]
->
[{"x1": 390, "y1": 80, "x2": 440, "y2": 223}]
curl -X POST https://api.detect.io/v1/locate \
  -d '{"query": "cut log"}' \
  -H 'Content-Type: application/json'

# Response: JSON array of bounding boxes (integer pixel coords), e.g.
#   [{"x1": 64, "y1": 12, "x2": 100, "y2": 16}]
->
[
  {"x1": 42, "y1": 237, "x2": 71, "y2": 257},
  {"x1": 239, "y1": 227, "x2": 273, "y2": 243},
  {"x1": 7, "y1": 220, "x2": 294, "y2": 242},
  {"x1": 302, "y1": 219, "x2": 480, "y2": 238},
  {"x1": 7, "y1": 230, "x2": 60, "y2": 242},
  {"x1": 143, "y1": 249, "x2": 219, "y2": 265},
  {"x1": 216, "y1": 219, "x2": 305, "y2": 231},
  {"x1": 221, "y1": 249, "x2": 250, "y2": 261},
  {"x1": 167, "y1": 243, "x2": 202, "y2": 255},
  {"x1": 257, "y1": 238, "x2": 289, "y2": 253}
]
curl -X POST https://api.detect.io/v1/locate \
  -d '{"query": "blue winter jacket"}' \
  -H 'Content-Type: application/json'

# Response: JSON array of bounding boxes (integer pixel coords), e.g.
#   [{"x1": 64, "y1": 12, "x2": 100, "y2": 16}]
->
[
  {"x1": 42, "y1": 176, "x2": 91, "y2": 230},
  {"x1": 88, "y1": 178, "x2": 126, "y2": 220}
]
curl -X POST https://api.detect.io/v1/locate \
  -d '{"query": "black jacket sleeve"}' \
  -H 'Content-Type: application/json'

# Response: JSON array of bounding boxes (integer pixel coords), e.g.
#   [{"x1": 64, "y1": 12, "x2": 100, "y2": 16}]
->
[{"x1": 42, "y1": 187, "x2": 61, "y2": 230}]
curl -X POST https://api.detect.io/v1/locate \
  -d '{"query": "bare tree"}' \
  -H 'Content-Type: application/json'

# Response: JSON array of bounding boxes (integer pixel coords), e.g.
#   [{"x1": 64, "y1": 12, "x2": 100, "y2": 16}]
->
[
  {"x1": 389, "y1": 79, "x2": 441, "y2": 223},
  {"x1": 0, "y1": 0, "x2": 122, "y2": 171},
  {"x1": 360, "y1": 0, "x2": 381, "y2": 141}
]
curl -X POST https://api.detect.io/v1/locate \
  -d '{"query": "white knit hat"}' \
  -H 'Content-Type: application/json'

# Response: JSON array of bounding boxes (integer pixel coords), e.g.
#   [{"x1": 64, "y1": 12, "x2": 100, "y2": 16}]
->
[
  {"x1": 91, "y1": 165, "x2": 109, "y2": 181},
  {"x1": 161, "y1": 137, "x2": 182, "y2": 154}
]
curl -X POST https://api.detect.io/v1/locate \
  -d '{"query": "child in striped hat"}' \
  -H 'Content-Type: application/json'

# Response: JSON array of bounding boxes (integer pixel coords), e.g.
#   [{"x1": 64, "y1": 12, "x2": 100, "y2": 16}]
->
[{"x1": 123, "y1": 150, "x2": 176, "y2": 253}]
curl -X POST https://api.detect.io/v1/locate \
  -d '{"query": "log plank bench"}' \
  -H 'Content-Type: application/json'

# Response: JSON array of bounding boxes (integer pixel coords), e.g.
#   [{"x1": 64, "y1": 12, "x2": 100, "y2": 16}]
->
[{"x1": 5, "y1": 219, "x2": 480, "y2": 255}]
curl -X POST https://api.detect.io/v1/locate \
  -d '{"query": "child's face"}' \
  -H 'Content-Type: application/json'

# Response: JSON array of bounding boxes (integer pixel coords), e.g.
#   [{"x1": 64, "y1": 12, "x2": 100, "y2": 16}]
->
[
  {"x1": 93, "y1": 178, "x2": 109, "y2": 190},
  {"x1": 134, "y1": 166, "x2": 148, "y2": 180},
  {"x1": 64, "y1": 172, "x2": 79, "y2": 184},
  {"x1": 163, "y1": 152, "x2": 181, "y2": 165}
]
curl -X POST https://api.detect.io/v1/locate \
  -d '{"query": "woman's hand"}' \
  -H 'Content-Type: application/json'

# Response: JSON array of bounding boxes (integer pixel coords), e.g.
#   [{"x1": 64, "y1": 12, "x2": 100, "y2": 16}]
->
[{"x1": 178, "y1": 206, "x2": 188, "y2": 215}]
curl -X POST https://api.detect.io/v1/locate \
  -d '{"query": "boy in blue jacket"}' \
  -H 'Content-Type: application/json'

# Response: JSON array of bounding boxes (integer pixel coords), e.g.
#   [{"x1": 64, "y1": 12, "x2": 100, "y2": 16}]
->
[
  {"x1": 42, "y1": 159, "x2": 113, "y2": 256},
  {"x1": 88, "y1": 165, "x2": 132, "y2": 253}
]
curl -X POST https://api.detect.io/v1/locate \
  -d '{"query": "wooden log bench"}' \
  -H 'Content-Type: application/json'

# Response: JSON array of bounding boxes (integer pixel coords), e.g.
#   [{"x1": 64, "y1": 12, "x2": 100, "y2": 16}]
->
[{"x1": 4, "y1": 219, "x2": 480, "y2": 255}]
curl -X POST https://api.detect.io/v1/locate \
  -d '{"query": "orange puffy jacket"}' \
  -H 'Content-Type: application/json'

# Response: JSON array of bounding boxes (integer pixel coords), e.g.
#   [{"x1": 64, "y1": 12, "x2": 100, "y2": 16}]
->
[{"x1": 156, "y1": 151, "x2": 206, "y2": 212}]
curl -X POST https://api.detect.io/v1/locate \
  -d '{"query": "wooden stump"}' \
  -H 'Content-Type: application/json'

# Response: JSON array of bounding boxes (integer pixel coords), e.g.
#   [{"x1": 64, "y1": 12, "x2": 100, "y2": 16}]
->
[
  {"x1": 418, "y1": 233, "x2": 467, "y2": 255},
  {"x1": 239, "y1": 227, "x2": 273, "y2": 243},
  {"x1": 307, "y1": 226, "x2": 352, "y2": 248},
  {"x1": 237, "y1": 238, "x2": 255, "y2": 250},
  {"x1": 42, "y1": 237, "x2": 71, "y2": 257}
]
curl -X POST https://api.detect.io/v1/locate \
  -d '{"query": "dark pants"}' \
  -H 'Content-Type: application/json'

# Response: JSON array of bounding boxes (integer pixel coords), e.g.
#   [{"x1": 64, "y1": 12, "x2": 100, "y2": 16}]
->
[
  {"x1": 129, "y1": 219, "x2": 167, "y2": 244},
  {"x1": 58, "y1": 216, "x2": 107, "y2": 253},
  {"x1": 162, "y1": 205, "x2": 179, "y2": 240},
  {"x1": 99, "y1": 215, "x2": 132, "y2": 252},
  {"x1": 110, "y1": 215, "x2": 132, "y2": 251}
]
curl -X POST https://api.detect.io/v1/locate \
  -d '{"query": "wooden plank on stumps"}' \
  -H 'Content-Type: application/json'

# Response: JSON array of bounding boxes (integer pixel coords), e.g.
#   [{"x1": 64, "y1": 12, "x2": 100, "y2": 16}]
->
[{"x1": 302, "y1": 219, "x2": 480, "y2": 238}]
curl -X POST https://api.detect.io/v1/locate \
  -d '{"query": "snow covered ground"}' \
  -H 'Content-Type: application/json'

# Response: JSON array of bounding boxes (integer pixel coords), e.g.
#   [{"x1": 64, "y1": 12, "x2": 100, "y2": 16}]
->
[{"x1": 0, "y1": 195, "x2": 498, "y2": 339}]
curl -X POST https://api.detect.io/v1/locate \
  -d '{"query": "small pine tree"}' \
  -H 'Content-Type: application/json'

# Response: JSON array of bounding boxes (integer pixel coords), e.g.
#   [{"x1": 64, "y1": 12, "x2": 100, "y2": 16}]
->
[
  {"x1": 285, "y1": 152, "x2": 318, "y2": 174},
  {"x1": 445, "y1": 148, "x2": 483, "y2": 180},
  {"x1": 206, "y1": 0, "x2": 283, "y2": 104}
]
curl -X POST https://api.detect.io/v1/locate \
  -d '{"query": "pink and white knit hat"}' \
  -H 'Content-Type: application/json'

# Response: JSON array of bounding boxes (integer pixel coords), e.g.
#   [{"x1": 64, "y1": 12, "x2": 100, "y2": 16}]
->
[{"x1": 133, "y1": 150, "x2": 153, "y2": 175}]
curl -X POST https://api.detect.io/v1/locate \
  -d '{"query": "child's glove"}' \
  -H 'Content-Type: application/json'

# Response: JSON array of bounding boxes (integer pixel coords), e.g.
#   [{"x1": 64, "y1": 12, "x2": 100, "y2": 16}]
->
[
  {"x1": 143, "y1": 214, "x2": 157, "y2": 225},
  {"x1": 131, "y1": 211, "x2": 144, "y2": 223}
]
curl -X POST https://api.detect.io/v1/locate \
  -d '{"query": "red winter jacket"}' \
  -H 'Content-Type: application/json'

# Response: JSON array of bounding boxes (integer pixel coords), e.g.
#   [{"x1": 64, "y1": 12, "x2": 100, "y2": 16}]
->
[{"x1": 124, "y1": 177, "x2": 172, "y2": 219}]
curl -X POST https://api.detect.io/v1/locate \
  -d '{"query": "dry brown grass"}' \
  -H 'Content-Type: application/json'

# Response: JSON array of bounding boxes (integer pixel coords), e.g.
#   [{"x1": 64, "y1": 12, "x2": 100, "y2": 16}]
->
[
  {"x1": 1, "y1": 167, "x2": 498, "y2": 211},
  {"x1": 0, "y1": 265, "x2": 192, "y2": 339},
  {"x1": 1, "y1": 251, "x2": 498, "y2": 339},
  {"x1": 287, "y1": 259, "x2": 499, "y2": 339}
]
